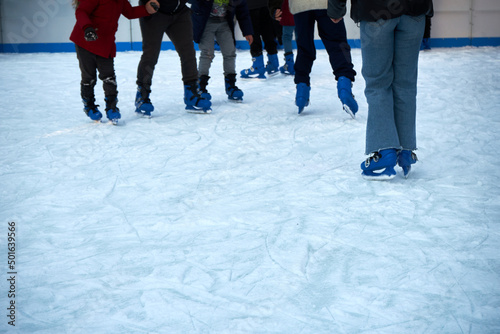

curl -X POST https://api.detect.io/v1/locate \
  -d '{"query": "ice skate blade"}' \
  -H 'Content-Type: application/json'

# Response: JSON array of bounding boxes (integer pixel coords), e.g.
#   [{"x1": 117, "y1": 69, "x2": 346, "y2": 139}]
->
[
  {"x1": 240, "y1": 72, "x2": 266, "y2": 80},
  {"x1": 101, "y1": 119, "x2": 120, "y2": 125},
  {"x1": 186, "y1": 106, "x2": 212, "y2": 114},
  {"x1": 402, "y1": 166, "x2": 412, "y2": 179},
  {"x1": 135, "y1": 110, "x2": 152, "y2": 118},
  {"x1": 343, "y1": 104, "x2": 356, "y2": 119},
  {"x1": 240, "y1": 76, "x2": 266, "y2": 80},
  {"x1": 297, "y1": 102, "x2": 309, "y2": 114},
  {"x1": 362, "y1": 167, "x2": 396, "y2": 181}
]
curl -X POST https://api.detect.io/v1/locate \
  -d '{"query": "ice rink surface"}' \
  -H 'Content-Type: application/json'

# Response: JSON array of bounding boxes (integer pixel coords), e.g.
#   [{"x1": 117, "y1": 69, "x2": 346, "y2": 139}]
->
[{"x1": 0, "y1": 46, "x2": 499, "y2": 333}]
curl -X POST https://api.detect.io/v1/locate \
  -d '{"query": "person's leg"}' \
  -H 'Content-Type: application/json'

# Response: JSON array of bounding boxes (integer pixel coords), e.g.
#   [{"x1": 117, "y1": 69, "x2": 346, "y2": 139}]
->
[
  {"x1": 197, "y1": 19, "x2": 219, "y2": 100},
  {"x1": 241, "y1": 8, "x2": 266, "y2": 79},
  {"x1": 198, "y1": 19, "x2": 218, "y2": 77},
  {"x1": 393, "y1": 14, "x2": 425, "y2": 151},
  {"x1": 76, "y1": 45, "x2": 98, "y2": 101},
  {"x1": 97, "y1": 56, "x2": 117, "y2": 98},
  {"x1": 293, "y1": 11, "x2": 315, "y2": 86},
  {"x1": 76, "y1": 45, "x2": 101, "y2": 120},
  {"x1": 249, "y1": 8, "x2": 263, "y2": 57},
  {"x1": 216, "y1": 20, "x2": 237, "y2": 76},
  {"x1": 360, "y1": 17, "x2": 400, "y2": 154},
  {"x1": 167, "y1": 8, "x2": 211, "y2": 112},
  {"x1": 259, "y1": 7, "x2": 278, "y2": 55},
  {"x1": 166, "y1": 7, "x2": 199, "y2": 85},
  {"x1": 280, "y1": 25, "x2": 295, "y2": 75},
  {"x1": 255, "y1": 7, "x2": 279, "y2": 74},
  {"x1": 293, "y1": 11, "x2": 315, "y2": 113},
  {"x1": 217, "y1": 22, "x2": 243, "y2": 101},
  {"x1": 282, "y1": 25, "x2": 294, "y2": 54},
  {"x1": 96, "y1": 55, "x2": 120, "y2": 121},
  {"x1": 315, "y1": 10, "x2": 355, "y2": 81},
  {"x1": 316, "y1": 10, "x2": 358, "y2": 116},
  {"x1": 136, "y1": 14, "x2": 167, "y2": 92}
]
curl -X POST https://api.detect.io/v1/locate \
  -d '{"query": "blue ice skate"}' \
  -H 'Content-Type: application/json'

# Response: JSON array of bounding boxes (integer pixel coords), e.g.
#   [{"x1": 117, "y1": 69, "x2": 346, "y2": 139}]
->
[
  {"x1": 280, "y1": 52, "x2": 295, "y2": 75},
  {"x1": 225, "y1": 74, "x2": 243, "y2": 102},
  {"x1": 240, "y1": 55, "x2": 266, "y2": 79},
  {"x1": 266, "y1": 53, "x2": 280, "y2": 76},
  {"x1": 135, "y1": 86, "x2": 154, "y2": 118},
  {"x1": 361, "y1": 149, "x2": 398, "y2": 180},
  {"x1": 398, "y1": 150, "x2": 418, "y2": 178},
  {"x1": 184, "y1": 82, "x2": 212, "y2": 114},
  {"x1": 199, "y1": 75, "x2": 212, "y2": 101},
  {"x1": 105, "y1": 96, "x2": 121, "y2": 125},
  {"x1": 337, "y1": 76, "x2": 358, "y2": 118},
  {"x1": 296, "y1": 83, "x2": 310, "y2": 114},
  {"x1": 83, "y1": 98, "x2": 102, "y2": 121}
]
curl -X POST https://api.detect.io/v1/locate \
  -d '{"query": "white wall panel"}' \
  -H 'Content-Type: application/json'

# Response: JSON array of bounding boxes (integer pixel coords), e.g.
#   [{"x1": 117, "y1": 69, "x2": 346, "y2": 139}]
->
[{"x1": 0, "y1": 0, "x2": 499, "y2": 51}]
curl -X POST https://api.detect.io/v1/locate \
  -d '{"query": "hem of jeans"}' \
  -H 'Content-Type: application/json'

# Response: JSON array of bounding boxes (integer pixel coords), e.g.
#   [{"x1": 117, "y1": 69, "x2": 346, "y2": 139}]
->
[
  {"x1": 399, "y1": 147, "x2": 418, "y2": 152},
  {"x1": 365, "y1": 146, "x2": 401, "y2": 156}
]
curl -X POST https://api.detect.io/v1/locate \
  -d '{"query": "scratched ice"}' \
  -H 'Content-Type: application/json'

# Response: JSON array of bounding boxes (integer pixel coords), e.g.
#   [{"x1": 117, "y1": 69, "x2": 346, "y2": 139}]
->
[{"x1": 0, "y1": 47, "x2": 499, "y2": 333}]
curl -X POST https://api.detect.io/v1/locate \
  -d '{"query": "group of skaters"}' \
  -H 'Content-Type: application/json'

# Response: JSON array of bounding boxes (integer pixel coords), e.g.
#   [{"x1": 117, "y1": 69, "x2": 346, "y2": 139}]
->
[{"x1": 70, "y1": 0, "x2": 433, "y2": 180}]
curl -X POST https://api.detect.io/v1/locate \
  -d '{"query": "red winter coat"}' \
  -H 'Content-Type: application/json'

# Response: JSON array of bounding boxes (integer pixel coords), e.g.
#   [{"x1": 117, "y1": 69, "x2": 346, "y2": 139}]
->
[
  {"x1": 70, "y1": 0, "x2": 149, "y2": 58},
  {"x1": 280, "y1": 0, "x2": 294, "y2": 26},
  {"x1": 269, "y1": 0, "x2": 294, "y2": 27}
]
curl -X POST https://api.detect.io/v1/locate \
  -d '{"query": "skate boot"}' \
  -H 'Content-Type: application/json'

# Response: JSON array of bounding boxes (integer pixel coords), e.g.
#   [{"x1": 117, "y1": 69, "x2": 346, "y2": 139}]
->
[
  {"x1": 398, "y1": 149, "x2": 418, "y2": 178},
  {"x1": 105, "y1": 95, "x2": 121, "y2": 125},
  {"x1": 81, "y1": 81, "x2": 102, "y2": 121},
  {"x1": 280, "y1": 52, "x2": 295, "y2": 75},
  {"x1": 225, "y1": 73, "x2": 243, "y2": 102},
  {"x1": 296, "y1": 83, "x2": 310, "y2": 114},
  {"x1": 337, "y1": 76, "x2": 358, "y2": 118},
  {"x1": 240, "y1": 54, "x2": 266, "y2": 79},
  {"x1": 82, "y1": 98, "x2": 102, "y2": 121},
  {"x1": 361, "y1": 149, "x2": 397, "y2": 180},
  {"x1": 266, "y1": 53, "x2": 280, "y2": 76},
  {"x1": 199, "y1": 75, "x2": 212, "y2": 101},
  {"x1": 184, "y1": 81, "x2": 212, "y2": 113},
  {"x1": 135, "y1": 86, "x2": 154, "y2": 118}
]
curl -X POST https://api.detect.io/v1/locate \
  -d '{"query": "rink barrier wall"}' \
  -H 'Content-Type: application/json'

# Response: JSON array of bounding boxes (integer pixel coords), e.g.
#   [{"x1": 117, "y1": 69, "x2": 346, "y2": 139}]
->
[{"x1": 1, "y1": 38, "x2": 499, "y2": 53}]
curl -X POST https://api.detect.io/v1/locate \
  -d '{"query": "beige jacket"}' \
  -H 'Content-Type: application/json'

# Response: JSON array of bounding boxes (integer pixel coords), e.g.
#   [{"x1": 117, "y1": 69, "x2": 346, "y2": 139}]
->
[{"x1": 288, "y1": 0, "x2": 327, "y2": 15}]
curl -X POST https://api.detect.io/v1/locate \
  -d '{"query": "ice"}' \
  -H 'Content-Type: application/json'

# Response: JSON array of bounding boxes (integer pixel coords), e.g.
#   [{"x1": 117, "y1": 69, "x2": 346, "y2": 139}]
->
[{"x1": 0, "y1": 46, "x2": 499, "y2": 333}]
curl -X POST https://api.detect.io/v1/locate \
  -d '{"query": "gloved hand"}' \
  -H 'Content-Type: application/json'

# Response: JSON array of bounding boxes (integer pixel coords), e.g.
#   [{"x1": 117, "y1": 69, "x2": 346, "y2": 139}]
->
[{"x1": 84, "y1": 27, "x2": 98, "y2": 42}]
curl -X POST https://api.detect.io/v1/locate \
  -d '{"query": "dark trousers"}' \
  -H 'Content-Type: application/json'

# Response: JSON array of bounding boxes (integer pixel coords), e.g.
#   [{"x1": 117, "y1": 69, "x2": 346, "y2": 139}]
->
[
  {"x1": 137, "y1": 6, "x2": 198, "y2": 91},
  {"x1": 249, "y1": 6, "x2": 278, "y2": 58},
  {"x1": 293, "y1": 10, "x2": 356, "y2": 86},
  {"x1": 75, "y1": 45, "x2": 117, "y2": 100}
]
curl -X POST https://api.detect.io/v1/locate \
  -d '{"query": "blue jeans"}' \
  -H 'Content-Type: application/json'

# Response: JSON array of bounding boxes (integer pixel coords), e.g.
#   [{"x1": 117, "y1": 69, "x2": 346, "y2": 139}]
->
[
  {"x1": 282, "y1": 25, "x2": 295, "y2": 54},
  {"x1": 361, "y1": 15, "x2": 425, "y2": 154}
]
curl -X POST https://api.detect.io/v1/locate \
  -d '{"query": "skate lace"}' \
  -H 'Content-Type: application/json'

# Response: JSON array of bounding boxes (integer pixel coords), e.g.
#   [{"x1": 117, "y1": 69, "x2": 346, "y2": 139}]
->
[{"x1": 364, "y1": 152, "x2": 381, "y2": 167}]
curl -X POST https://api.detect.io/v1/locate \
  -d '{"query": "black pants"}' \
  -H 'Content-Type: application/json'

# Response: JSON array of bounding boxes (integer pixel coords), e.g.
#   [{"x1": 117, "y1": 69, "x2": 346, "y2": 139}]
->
[
  {"x1": 293, "y1": 10, "x2": 356, "y2": 86},
  {"x1": 249, "y1": 6, "x2": 278, "y2": 58},
  {"x1": 137, "y1": 6, "x2": 198, "y2": 91},
  {"x1": 75, "y1": 45, "x2": 117, "y2": 100}
]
